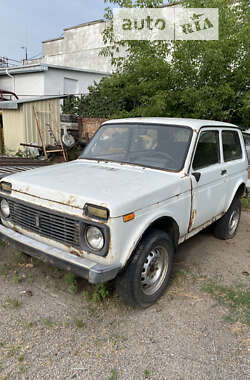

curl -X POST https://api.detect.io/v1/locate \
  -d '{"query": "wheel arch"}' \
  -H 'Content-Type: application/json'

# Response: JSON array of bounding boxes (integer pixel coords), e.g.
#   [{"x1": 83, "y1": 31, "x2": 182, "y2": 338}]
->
[
  {"x1": 144, "y1": 216, "x2": 180, "y2": 248},
  {"x1": 125, "y1": 216, "x2": 180, "y2": 267},
  {"x1": 227, "y1": 182, "x2": 246, "y2": 211}
]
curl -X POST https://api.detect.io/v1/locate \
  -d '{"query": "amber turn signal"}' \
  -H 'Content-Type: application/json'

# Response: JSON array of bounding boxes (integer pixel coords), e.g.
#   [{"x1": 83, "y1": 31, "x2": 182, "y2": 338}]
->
[{"x1": 123, "y1": 212, "x2": 135, "y2": 223}]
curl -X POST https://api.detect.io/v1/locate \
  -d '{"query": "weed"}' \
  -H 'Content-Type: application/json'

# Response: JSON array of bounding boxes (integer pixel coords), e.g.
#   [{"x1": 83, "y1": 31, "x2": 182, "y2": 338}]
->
[
  {"x1": 82, "y1": 284, "x2": 110, "y2": 303},
  {"x1": 241, "y1": 197, "x2": 250, "y2": 210},
  {"x1": 74, "y1": 319, "x2": 85, "y2": 328},
  {"x1": 41, "y1": 318, "x2": 54, "y2": 328},
  {"x1": 109, "y1": 368, "x2": 117, "y2": 380},
  {"x1": 18, "y1": 354, "x2": 25, "y2": 362},
  {"x1": 64, "y1": 273, "x2": 78, "y2": 294},
  {"x1": 0, "y1": 240, "x2": 6, "y2": 247},
  {"x1": 2, "y1": 297, "x2": 20, "y2": 309},
  {"x1": 53, "y1": 268, "x2": 64, "y2": 279},
  {"x1": 13, "y1": 274, "x2": 22, "y2": 284},
  {"x1": 19, "y1": 365, "x2": 25, "y2": 373},
  {"x1": 144, "y1": 369, "x2": 150, "y2": 378},
  {"x1": 15, "y1": 252, "x2": 28, "y2": 264},
  {"x1": 201, "y1": 281, "x2": 250, "y2": 325},
  {"x1": 6, "y1": 345, "x2": 21, "y2": 357},
  {"x1": 92, "y1": 284, "x2": 109, "y2": 303},
  {"x1": 27, "y1": 273, "x2": 33, "y2": 284},
  {"x1": 0, "y1": 263, "x2": 13, "y2": 276},
  {"x1": 82, "y1": 290, "x2": 90, "y2": 301},
  {"x1": 0, "y1": 342, "x2": 4, "y2": 347},
  {"x1": 25, "y1": 321, "x2": 35, "y2": 329}
]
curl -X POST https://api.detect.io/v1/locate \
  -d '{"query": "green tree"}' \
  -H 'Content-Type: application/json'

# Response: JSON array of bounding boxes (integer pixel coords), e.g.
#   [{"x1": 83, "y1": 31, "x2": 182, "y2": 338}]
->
[{"x1": 80, "y1": 0, "x2": 250, "y2": 127}]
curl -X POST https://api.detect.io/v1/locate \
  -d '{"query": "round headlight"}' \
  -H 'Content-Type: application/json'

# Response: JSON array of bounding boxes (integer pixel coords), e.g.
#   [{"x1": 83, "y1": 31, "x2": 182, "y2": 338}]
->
[
  {"x1": 85, "y1": 226, "x2": 104, "y2": 251},
  {"x1": 0, "y1": 199, "x2": 10, "y2": 218}
]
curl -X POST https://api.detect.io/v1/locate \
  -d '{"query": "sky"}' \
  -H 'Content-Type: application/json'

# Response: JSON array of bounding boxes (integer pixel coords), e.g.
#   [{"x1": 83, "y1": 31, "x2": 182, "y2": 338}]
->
[{"x1": 0, "y1": 0, "x2": 107, "y2": 64}]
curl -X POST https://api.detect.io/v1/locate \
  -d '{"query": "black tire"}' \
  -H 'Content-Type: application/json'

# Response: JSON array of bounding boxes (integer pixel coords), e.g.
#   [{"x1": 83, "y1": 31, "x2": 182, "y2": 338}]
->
[
  {"x1": 213, "y1": 198, "x2": 241, "y2": 240},
  {"x1": 115, "y1": 229, "x2": 174, "y2": 308}
]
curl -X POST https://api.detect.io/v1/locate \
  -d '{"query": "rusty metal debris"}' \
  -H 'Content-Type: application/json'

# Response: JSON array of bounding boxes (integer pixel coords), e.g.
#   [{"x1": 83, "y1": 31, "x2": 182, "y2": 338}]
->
[{"x1": 0, "y1": 156, "x2": 52, "y2": 179}]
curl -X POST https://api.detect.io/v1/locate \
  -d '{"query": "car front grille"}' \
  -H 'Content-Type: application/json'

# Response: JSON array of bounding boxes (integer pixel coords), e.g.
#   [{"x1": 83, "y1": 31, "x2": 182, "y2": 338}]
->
[{"x1": 8, "y1": 199, "x2": 81, "y2": 248}]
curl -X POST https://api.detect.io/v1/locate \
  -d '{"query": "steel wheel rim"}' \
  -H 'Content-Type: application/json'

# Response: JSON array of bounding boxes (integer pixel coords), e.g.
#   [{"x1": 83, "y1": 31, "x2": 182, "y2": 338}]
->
[
  {"x1": 140, "y1": 245, "x2": 169, "y2": 296},
  {"x1": 228, "y1": 209, "x2": 240, "y2": 235}
]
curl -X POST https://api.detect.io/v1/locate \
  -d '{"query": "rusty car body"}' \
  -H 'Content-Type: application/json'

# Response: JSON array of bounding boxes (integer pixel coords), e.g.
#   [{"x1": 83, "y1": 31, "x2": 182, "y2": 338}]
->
[{"x1": 0, "y1": 118, "x2": 248, "y2": 307}]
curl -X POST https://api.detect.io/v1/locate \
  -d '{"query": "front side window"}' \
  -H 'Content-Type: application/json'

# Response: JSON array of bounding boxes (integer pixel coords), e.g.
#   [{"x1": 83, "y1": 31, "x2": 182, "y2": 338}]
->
[
  {"x1": 80, "y1": 123, "x2": 193, "y2": 172},
  {"x1": 193, "y1": 130, "x2": 220, "y2": 170},
  {"x1": 222, "y1": 131, "x2": 242, "y2": 162}
]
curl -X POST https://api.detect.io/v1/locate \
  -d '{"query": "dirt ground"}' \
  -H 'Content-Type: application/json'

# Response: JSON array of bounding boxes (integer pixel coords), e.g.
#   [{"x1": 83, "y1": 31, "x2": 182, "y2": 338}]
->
[{"x1": 0, "y1": 212, "x2": 249, "y2": 380}]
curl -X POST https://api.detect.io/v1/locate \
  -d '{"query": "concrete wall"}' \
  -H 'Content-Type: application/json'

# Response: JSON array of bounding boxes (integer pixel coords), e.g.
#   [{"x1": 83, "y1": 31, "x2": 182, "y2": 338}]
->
[
  {"x1": 42, "y1": 21, "x2": 113, "y2": 73},
  {"x1": 0, "y1": 73, "x2": 44, "y2": 98},
  {"x1": 44, "y1": 68, "x2": 105, "y2": 96}
]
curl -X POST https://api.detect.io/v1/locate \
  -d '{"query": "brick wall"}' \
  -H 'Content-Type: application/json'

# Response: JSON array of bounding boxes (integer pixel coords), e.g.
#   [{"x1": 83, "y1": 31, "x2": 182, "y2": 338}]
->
[{"x1": 78, "y1": 117, "x2": 108, "y2": 141}]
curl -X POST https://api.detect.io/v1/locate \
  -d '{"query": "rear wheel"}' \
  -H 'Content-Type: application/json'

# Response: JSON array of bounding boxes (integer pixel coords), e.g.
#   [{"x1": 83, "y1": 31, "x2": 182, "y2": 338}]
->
[
  {"x1": 115, "y1": 229, "x2": 174, "y2": 308},
  {"x1": 214, "y1": 198, "x2": 241, "y2": 240}
]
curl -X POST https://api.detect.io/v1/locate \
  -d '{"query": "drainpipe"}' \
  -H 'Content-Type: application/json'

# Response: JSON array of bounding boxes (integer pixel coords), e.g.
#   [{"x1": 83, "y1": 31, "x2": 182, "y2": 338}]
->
[{"x1": 5, "y1": 68, "x2": 16, "y2": 94}]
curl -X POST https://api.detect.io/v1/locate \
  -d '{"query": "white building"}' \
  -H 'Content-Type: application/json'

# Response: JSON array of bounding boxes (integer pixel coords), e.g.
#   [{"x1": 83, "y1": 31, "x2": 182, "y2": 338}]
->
[
  {"x1": 41, "y1": 20, "x2": 113, "y2": 74},
  {"x1": 0, "y1": 63, "x2": 110, "y2": 99}
]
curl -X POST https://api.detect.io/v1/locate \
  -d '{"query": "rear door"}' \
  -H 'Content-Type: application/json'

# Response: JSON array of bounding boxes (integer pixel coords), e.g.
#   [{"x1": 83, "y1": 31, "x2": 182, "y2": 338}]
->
[
  {"x1": 189, "y1": 128, "x2": 227, "y2": 231},
  {"x1": 221, "y1": 129, "x2": 246, "y2": 203}
]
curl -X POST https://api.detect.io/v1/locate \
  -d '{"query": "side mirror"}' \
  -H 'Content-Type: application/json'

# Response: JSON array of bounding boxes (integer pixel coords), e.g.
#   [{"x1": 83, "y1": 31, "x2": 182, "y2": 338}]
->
[{"x1": 192, "y1": 172, "x2": 201, "y2": 183}]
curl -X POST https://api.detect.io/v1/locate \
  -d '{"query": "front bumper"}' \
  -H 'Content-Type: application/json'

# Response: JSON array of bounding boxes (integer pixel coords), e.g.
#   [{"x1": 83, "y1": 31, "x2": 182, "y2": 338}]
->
[{"x1": 0, "y1": 225, "x2": 120, "y2": 284}]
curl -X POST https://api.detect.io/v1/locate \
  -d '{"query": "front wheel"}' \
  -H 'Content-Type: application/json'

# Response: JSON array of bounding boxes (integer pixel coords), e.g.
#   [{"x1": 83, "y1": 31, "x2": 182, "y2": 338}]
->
[
  {"x1": 115, "y1": 230, "x2": 174, "y2": 308},
  {"x1": 213, "y1": 198, "x2": 241, "y2": 240}
]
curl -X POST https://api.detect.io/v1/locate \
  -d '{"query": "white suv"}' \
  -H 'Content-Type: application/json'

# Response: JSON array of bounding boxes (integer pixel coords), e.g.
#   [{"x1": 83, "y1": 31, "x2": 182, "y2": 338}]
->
[{"x1": 0, "y1": 118, "x2": 248, "y2": 307}]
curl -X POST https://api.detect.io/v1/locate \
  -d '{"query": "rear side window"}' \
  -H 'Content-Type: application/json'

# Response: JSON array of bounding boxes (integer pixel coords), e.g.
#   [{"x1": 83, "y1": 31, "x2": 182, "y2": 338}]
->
[
  {"x1": 222, "y1": 131, "x2": 242, "y2": 162},
  {"x1": 243, "y1": 134, "x2": 250, "y2": 164},
  {"x1": 193, "y1": 130, "x2": 220, "y2": 170}
]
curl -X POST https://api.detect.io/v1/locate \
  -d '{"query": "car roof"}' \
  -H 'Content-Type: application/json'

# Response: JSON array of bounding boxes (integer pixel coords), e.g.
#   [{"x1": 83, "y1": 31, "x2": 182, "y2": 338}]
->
[{"x1": 103, "y1": 117, "x2": 239, "y2": 130}]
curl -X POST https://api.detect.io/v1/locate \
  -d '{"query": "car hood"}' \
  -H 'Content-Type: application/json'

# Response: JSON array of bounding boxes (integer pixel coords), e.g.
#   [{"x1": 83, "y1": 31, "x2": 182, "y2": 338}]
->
[{"x1": 5, "y1": 159, "x2": 185, "y2": 217}]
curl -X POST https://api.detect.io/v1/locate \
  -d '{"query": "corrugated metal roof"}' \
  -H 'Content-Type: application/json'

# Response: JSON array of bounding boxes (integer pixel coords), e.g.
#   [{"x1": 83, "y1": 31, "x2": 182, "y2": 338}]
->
[{"x1": 0, "y1": 95, "x2": 66, "y2": 110}]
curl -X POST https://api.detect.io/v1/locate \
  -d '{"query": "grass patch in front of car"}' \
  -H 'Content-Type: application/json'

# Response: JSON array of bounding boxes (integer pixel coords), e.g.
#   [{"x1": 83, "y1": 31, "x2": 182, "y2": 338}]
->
[
  {"x1": 241, "y1": 197, "x2": 250, "y2": 210},
  {"x1": 82, "y1": 283, "x2": 110, "y2": 303},
  {"x1": 64, "y1": 273, "x2": 78, "y2": 294},
  {"x1": 201, "y1": 281, "x2": 250, "y2": 325}
]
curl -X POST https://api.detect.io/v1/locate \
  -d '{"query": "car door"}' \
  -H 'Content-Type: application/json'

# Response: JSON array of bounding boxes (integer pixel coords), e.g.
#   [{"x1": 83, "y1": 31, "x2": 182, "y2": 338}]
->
[
  {"x1": 189, "y1": 128, "x2": 227, "y2": 231},
  {"x1": 221, "y1": 129, "x2": 245, "y2": 204}
]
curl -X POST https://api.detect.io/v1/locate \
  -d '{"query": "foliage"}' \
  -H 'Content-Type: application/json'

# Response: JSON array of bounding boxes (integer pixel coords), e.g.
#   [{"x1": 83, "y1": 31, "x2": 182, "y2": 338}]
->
[
  {"x1": 202, "y1": 281, "x2": 250, "y2": 325},
  {"x1": 63, "y1": 273, "x2": 78, "y2": 294},
  {"x1": 241, "y1": 197, "x2": 250, "y2": 210},
  {"x1": 74, "y1": 0, "x2": 249, "y2": 127},
  {"x1": 61, "y1": 96, "x2": 82, "y2": 116},
  {"x1": 82, "y1": 283, "x2": 110, "y2": 303}
]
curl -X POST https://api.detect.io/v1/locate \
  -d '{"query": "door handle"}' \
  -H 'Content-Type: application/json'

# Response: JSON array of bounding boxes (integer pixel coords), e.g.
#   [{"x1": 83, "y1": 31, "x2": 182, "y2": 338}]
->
[{"x1": 221, "y1": 169, "x2": 227, "y2": 175}]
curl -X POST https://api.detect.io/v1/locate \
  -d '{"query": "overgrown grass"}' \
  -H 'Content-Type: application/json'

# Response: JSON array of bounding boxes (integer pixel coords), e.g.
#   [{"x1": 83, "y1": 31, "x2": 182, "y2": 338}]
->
[
  {"x1": 64, "y1": 273, "x2": 78, "y2": 294},
  {"x1": 241, "y1": 197, "x2": 250, "y2": 210},
  {"x1": 201, "y1": 281, "x2": 250, "y2": 325},
  {"x1": 109, "y1": 368, "x2": 117, "y2": 380},
  {"x1": 2, "y1": 297, "x2": 20, "y2": 309},
  {"x1": 82, "y1": 283, "x2": 110, "y2": 303}
]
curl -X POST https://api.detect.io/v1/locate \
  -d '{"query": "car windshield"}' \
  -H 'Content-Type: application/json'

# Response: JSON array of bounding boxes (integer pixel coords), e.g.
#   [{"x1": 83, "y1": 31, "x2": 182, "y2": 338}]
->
[{"x1": 80, "y1": 123, "x2": 193, "y2": 172}]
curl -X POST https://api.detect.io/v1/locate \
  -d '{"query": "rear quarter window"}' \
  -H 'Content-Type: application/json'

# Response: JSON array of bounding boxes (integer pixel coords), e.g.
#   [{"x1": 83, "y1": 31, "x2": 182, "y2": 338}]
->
[
  {"x1": 222, "y1": 131, "x2": 242, "y2": 162},
  {"x1": 243, "y1": 134, "x2": 250, "y2": 165}
]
